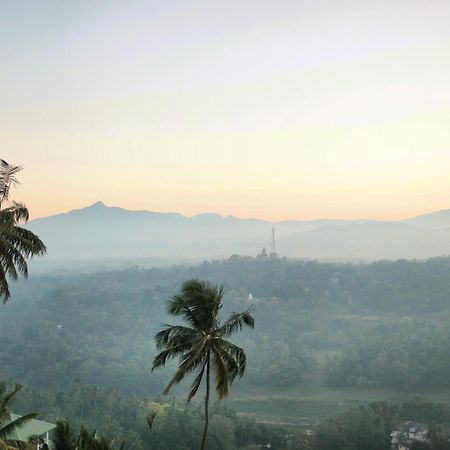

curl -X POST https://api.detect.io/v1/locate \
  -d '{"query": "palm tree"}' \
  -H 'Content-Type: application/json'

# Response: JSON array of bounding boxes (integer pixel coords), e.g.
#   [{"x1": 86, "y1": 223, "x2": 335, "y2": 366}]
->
[
  {"x1": 51, "y1": 420, "x2": 76, "y2": 450},
  {"x1": 0, "y1": 382, "x2": 37, "y2": 449},
  {"x1": 152, "y1": 279, "x2": 255, "y2": 450},
  {"x1": 0, "y1": 159, "x2": 46, "y2": 302},
  {"x1": 52, "y1": 421, "x2": 125, "y2": 450},
  {"x1": 76, "y1": 427, "x2": 125, "y2": 450}
]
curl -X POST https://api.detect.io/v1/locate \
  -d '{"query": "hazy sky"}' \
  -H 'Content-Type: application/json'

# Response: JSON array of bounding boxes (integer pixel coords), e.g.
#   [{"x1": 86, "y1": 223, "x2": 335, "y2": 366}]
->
[{"x1": 2, "y1": 0, "x2": 450, "y2": 221}]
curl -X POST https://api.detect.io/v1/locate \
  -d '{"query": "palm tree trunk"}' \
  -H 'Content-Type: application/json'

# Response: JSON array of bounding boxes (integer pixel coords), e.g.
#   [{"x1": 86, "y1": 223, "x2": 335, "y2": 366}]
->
[{"x1": 200, "y1": 352, "x2": 210, "y2": 450}]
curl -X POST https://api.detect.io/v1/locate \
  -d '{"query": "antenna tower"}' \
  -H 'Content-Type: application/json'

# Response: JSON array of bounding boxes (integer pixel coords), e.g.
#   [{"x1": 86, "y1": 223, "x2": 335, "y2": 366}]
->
[{"x1": 270, "y1": 226, "x2": 277, "y2": 255}]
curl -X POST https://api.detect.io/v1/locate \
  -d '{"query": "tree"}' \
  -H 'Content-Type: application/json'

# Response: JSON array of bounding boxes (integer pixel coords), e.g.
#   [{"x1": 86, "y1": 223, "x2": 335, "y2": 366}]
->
[
  {"x1": 152, "y1": 279, "x2": 255, "y2": 450},
  {"x1": 0, "y1": 160, "x2": 46, "y2": 302},
  {"x1": 51, "y1": 420, "x2": 76, "y2": 450},
  {"x1": 0, "y1": 382, "x2": 37, "y2": 449},
  {"x1": 76, "y1": 426, "x2": 125, "y2": 450},
  {"x1": 410, "y1": 442, "x2": 432, "y2": 450},
  {"x1": 52, "y1": 420, "x2": 126, "y2": 450}
]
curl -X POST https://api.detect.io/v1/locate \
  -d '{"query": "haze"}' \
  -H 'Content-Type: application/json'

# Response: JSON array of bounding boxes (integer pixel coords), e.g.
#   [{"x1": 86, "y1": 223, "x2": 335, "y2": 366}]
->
[{"x1": 2, "y1": 0, "x2": 450, "y2": 221}]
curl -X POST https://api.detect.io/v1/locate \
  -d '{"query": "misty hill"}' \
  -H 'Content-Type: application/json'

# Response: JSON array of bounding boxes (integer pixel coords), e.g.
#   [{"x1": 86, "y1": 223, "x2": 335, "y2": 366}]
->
[
  {"x1": 403, "y1": 208, "x2": 450, "y2": 229},
  {"x1": 26, "y1": 202, "x2": 450, "y2": 263},
  {"x1": 281, "y1": 221, "x2": 450, "y2": 260}
]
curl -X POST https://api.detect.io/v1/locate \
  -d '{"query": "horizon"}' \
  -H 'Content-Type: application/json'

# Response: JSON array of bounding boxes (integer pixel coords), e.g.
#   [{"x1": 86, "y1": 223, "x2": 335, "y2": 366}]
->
[{"x1": 28, "y1": 198, "x2": 450, "y2": 224}]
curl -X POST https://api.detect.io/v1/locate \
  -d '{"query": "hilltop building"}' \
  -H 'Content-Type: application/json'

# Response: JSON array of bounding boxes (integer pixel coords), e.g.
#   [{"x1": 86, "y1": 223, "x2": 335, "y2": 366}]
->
[
  {"x1": 257, "y1": 227, "x2": 280, "y2": 259},
  {"x1": 257, "y1": 247, "x2": 268, "y2": 259}
]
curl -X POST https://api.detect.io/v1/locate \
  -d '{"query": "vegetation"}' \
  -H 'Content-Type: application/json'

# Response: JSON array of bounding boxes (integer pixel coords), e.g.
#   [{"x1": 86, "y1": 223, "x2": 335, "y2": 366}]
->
[
  {"x1": 9, "y1": 378, "x2": 450, "y2": 450},
  {"x1": 287, "y1": 399, "x2": 450, "y2": 450},
  {"x1": 3, "y1": 257, "x2": 450, "y2": 397},
  {"x1": 0, "y1": 440, "x2": 18, "y2": 450},
  {"x1": 326, "y1": 325, "x2": 450, "y2": 390},
  {"x1": 51, "y1": 419, "x2": 125, "y2": 450},
  {"x1": 2, "y1": 257, "x2": 450, "y2": 447},
  {"x1": 0, "y1": 160, "x2": 46, "y2": 302},
  {"x1": 152, "y1": 279, "x2": 254, "y2": 450},
  {"x1": 10, "y1": 380, "x2": 285, "y2": 450},
  {"x1": 0, "y1": 382, "x2": 37, "y2": 450}
]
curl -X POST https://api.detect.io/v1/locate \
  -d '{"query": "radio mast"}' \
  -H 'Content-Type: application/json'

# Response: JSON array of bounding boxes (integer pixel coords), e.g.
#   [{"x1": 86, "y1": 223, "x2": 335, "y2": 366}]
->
[{"x1": 270, "y1": 226, "x2": 278, "y2": 258}]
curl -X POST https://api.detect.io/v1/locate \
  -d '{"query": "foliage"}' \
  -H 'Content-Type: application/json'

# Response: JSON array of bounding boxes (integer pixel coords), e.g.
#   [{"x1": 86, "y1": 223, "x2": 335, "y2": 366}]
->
[
  {"x1": 0, "y1": 160, "x2": 46, "y2": 302},
  {"x1": 152, "y1": 279, "x2": 254, "y2": 449},
  {"x1": 312, "y1": 403, "x2": 395, "y2": 450},
  {"x1": 12, "y1": 380, "x2": 286, "y2": 450},
  {"x1": 153, "y1": 279, "x2": 254, "y2": 400},
  {"x1": 2, "y1": 258, "x2": 450, "y2": 445},
  {"x1": 326, "y1": 325, "x2": 450, "y2": 390},
  {"x1": 0, "y1": 382, "x2": 37, "y2": 450},
  {"x1": 4, "y1": 257, "x2": 450, "y2": 396}
]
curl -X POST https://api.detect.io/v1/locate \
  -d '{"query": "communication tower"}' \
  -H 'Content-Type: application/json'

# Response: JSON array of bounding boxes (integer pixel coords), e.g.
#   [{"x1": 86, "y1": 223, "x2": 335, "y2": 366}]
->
[{"x1": 269, "y1": 226, "x2": 278, "y2": 258}]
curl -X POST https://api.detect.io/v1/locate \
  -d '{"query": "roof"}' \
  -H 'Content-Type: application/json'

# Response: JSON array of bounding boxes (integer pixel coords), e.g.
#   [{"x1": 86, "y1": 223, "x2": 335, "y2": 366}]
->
[
  {"x1": 394, "y1": 421, "x2": 428, "y2": 434},
  {"x1": 4, "y1": 414, "x2": 55, "y2": 442}
]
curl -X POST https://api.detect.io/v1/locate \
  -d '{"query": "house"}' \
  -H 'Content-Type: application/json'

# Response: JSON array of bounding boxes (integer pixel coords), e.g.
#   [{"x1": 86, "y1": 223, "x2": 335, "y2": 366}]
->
[
  {"x1": 4, "y1": 414, "x2": 55, "y2": 449},
  {"x1": 391, "y1": 422, "x2": 429, "y2": 450}
]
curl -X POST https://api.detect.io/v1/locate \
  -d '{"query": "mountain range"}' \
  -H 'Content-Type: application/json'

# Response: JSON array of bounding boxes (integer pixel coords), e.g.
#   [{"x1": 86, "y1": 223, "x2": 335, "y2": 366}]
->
[{"x1": 26, "y1": 202, "x2": 450, "y2": 267}]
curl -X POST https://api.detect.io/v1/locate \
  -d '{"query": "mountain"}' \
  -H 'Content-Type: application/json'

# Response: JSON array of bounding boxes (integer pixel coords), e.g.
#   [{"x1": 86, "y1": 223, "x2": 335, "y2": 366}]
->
[
  {"x1": 26, "y1": 202, "x2": 450, "y2": 266},
  {"x1": 404, "y1": 209, "x2": 450, "y2": 229},
  {"x1": 26, "y1": 201, "x2": 328, "y2": 261},
  {"x1": 281, "y1": 221, "x2": 450, "y2": 260}
]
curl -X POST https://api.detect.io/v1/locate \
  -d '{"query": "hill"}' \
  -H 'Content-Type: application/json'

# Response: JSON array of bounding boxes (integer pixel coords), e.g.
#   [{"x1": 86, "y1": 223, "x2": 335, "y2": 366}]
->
[{"x1": 26, "y1": 202, "x2": 450, "y2": 265}]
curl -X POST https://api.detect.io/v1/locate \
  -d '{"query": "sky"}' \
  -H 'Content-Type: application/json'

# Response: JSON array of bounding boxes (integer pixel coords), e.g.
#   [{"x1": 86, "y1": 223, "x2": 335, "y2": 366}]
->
[{"x1": 2, "y1": 0, "x2": 450, "y2": 221}]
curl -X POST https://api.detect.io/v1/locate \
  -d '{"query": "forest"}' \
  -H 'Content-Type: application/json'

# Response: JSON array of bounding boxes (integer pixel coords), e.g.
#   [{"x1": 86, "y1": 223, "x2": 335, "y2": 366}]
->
[{"x1": 2, "y1": 256, "x2": 450, "y2": 448}]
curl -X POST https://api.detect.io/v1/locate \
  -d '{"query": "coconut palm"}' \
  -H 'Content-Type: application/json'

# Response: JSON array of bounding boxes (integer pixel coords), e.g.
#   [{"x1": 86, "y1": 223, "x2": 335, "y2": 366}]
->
[
  {"x1": 0, "y1": 159, "x2": 46, "y2": 302},
  {"x1": 0, "y1": 382, "x2": 37, "y2": 450},
  {"x1": 76, "y1": 426, "x2": 125, "y2": 450},
  {"x1": 51, "y1": 421, "x2": 125, "y2": 450},
  {"x1": 152, "y1": 279, "x2": 255, "y2": 450},
  {"x1": 51, "y1": 420, "x2": 76, "y2": 450}
]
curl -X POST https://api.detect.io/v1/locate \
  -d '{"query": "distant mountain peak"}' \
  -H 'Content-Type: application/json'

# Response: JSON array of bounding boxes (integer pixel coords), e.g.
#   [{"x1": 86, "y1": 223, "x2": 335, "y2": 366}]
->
[{"x1": 88, "y1": 201, "x2": 106, "y2": 209}]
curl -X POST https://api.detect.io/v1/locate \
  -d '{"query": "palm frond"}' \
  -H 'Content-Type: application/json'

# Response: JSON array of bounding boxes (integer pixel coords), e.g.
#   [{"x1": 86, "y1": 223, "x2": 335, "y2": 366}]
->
[
  {"x1": 3, "y1": 439, "x2": 30, "y2": 450},
  {"x1": 152, "y1": 341, "x2": 196, "y2": 370},
  {"x1": 52, "y1": 419, "x2": 76, "y2": 450},
  {"x1": 5, "y1": 203, "x2": 29, "y2": 224},
  {"x1": 212, "y1": 341, "x2": 244, "y2": 383},
  {"x1": 218, "y1": 339, "x2": 247, "y2": 377},
  {"x1": 0, "y1": 224, "x2": 46, "y2": 302},
  {"x1": 0, "y1": 160, "x2": 22, "y2": 205},
  {"x1": 152, "y1": 325, "x2": 203, "y2": 370},
  {"x1": 162, "y1": 349, "x2": 208, "y2": 395},
  {"x1": 0, "y1": 226, "x2": 46, "y2": 258},
  {"x1": 187, "y1": 360, "x2": 207, "y2": 402},
  {"x1": 217, "y1": 309, "x2": 255, "y2": 337},
  {"x1": 0, "y1": 384, "x2": 21, "y2": 418},
  {"x1": 167, "y1": 295, "x2": 202, "y2": 329},
  {"x1": 154, "y1": 325, "x2": 199, "y2": 349},
  {"x1": 210, "y1": 347, "x2": 230, "y2": 399},
  {"x1": 0, "y1": 265, "x2": 10, "y2": 302},
  {"x1": 0, "y1": 439, "x2": 17, "y2": 450},
  {"x1": 168, "y1": 280, "x2": 224, "y2": 331}
]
